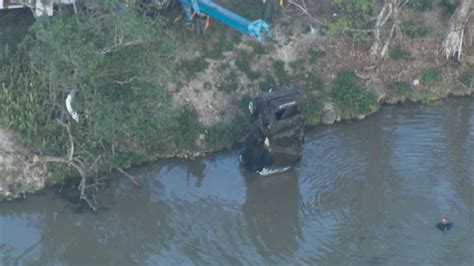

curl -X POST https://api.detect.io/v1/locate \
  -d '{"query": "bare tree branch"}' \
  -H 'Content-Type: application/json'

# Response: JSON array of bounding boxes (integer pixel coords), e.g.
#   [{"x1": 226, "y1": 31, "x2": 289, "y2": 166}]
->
[
  {"x1": 287, "y1": 0, "x2": 327, "y2": 27},
  {"x1": 117, "y1": 167, "x2": 140, "y2": 186}
]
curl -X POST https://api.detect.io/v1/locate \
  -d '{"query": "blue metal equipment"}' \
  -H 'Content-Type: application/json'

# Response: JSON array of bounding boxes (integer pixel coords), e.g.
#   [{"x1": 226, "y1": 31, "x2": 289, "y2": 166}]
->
[{"x1": 178, "y1": 0, "x2": 271, "y2": 41}]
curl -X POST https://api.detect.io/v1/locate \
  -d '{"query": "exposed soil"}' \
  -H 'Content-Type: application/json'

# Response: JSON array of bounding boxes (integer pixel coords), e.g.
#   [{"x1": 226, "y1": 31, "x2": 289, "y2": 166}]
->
[
  {"x1": 172, "y1": 3, "x2": 474, "y2": 126},
  {"x1": 0, "y1": 129, "x2": 48, "y2": 200},
  {"x1": 2, "y1": 2, "x2": 473, "y2": 199}
]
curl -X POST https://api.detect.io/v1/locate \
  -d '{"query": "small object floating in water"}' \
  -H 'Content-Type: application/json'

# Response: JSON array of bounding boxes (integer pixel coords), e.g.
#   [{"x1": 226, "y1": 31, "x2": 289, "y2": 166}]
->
[{"x1": 436, "y1": 217, "x2": 452, "y2": 231}]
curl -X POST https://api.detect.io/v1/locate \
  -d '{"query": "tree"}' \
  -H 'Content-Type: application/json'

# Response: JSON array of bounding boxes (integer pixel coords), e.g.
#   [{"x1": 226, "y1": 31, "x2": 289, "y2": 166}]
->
[
  {"x1": 4, "y1": 0, "x2": 180, "y2": 210},
  {"x1": 442, "y1": 0, "x2": 472, "y2": 60}
]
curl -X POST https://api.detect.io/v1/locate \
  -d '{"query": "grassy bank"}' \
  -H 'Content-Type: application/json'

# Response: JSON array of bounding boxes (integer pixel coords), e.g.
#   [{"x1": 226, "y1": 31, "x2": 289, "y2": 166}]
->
[{"x1": 1, "y1": 1, "x2": 473, "y2": 200}]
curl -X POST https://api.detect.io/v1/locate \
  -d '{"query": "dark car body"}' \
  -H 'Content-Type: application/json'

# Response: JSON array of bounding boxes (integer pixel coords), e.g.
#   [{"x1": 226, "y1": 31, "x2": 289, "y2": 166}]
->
[{"x1": 240, "y1": 89, "x2": 304, "y2": 174}]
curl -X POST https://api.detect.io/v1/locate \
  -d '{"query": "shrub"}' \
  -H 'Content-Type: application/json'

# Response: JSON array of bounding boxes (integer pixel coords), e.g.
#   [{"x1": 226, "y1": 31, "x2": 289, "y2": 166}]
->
[
  {"x1": 304, "y1": 96, "x2": 324, "y2": 126},
  {"x1": 390, "y1": 81, "x2": 410, "y2": 96},
  {"x1": 330, "y1": 72, "x2": 378, "y2": 118},
  {"x1": 205, "y1": 114, "x2": 247, "y2": 150},
  {"x1": 420, "y1": 68, "x2": 441, "y2": 85}
]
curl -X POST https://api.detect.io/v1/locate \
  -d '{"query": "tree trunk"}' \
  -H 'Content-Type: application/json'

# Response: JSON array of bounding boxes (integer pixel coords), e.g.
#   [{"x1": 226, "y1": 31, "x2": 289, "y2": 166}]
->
[
  {"x1": 370, "y1": 0, "x2": 409, "y2": 58},
  {"x1": 442, "y1": 0, "x2": 472, "y2": 60}
]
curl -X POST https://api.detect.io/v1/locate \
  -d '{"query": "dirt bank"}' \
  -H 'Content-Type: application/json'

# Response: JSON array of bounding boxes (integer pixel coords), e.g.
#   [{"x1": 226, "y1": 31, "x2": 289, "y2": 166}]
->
[
  {"x1": 1, "y1": 2, "x2": 473, "y2": 200},
  {"x1": 0, "y1": 129, "x2": 47, "y2": 200},
  {"x1": 173, "y1": 3, "x2": 474, "y2": 127}
]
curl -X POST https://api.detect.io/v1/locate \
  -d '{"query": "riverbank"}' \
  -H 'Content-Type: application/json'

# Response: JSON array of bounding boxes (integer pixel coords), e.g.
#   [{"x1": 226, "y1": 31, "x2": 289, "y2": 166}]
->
[
  {"x1": 1, "y1": 1, "x2": 473, "y2": 200},
  {"x1": 2, "y1": 97, "x2": 473, "y2": 265}
]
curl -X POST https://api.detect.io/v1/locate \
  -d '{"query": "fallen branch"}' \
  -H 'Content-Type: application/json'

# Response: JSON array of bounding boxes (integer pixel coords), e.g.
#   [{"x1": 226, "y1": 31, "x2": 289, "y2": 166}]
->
[
  {"x1": 117, "y1": 167, "x2": 140, "y2": 186},
  {"x1": 287, "y1": 0, "x2": 327, "y2": 27}
]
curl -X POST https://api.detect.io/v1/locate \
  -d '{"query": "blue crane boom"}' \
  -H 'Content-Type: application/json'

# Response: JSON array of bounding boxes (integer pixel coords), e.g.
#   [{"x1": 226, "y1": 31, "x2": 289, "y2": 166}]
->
[{"x1": 178, "y1": 0, "x2": 271, "y2": 41}]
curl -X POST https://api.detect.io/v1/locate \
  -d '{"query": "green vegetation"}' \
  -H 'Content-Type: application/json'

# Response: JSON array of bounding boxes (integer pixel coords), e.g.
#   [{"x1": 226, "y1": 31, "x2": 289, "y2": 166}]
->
[
  {"x1": 205, "y1": 114, "x2": 247, "y2": 150},
  {"x1": 407, "y1": 0, "x2": 433, "y2": 11},
  {"x1": 409, "y1": 89, "x2": 441, "y2": 105},
  {"x1": 390, "y1": 81, "x2": 410, "y2": 97},
  {"x1": 420, "y1": 68, "x2": 441, "y2": 85},
  {"x1": 329, "y1": 0, "x2": 375, "y2": 44},
  {"x1": 1, "y1": 0, "x2": 471, "y2": 194},
  {"x1": 272, "y1": 60, "x2": 291, "y2": 85},
  {"x1": 235, "y1": 50, "x2": 260, "y2": 81},
  {"x1": 258, "y1": 73, "x2": 278, "y2": 91},
  {"x1": 389, "y1": 46, "x2": 411, "y2": 61},
  {"x1": 250, "y1": 42, "x2": 267, "y2": 56},
  {"x1": 0, "y1": 9, "x2": 34, "y2": 57},
  {"x1": 200, "y1": 29, "x2": 241, "y2": 60},
  {"x1": 308, "y1": 48, "x2": 326, "y2": 64},
  {"x1": 403, "y1": 23, "x2": 429, "y2": 39},
  {"x1": 330, "y1": 72, "x2": 378, "y2": 118},
  {"x1": 217, "y1": 69, "x2": 240, "y2": 93},
  {"x1": 0, "y1": 0, "x2": 204, "y2": 181},
  {"x1": 459, "y1": 71, "x2": 474, "y2": 90},
  {"x1": 439, "y1": 0, "x2": 458, "y2": 14},
  {"x1": 179, "y1": 58, "x2": 210, "y2": 81},
  {"x1": 304, "y1": 96, "x2": 324, "y2": 126}
]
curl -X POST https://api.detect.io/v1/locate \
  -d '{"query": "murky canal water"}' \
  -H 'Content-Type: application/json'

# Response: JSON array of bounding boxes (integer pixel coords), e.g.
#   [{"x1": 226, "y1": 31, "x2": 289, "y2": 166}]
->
[{"x1": 1, "y1": 98, "x2": 474, "y2": 265}]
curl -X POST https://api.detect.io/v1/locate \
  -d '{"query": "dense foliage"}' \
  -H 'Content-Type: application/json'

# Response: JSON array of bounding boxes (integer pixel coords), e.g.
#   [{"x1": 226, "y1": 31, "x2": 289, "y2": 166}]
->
[
  {"x1": 0, "y1": 0, "x2": 204, "y2": 180},
  {"x1": 330, "y1": 72, "x2": 378, "y2": 118}
]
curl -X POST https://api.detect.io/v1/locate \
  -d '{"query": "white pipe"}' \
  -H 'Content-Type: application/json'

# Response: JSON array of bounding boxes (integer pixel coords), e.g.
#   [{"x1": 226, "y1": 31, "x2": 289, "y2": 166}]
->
[{"x1": 66, "y1": 93, "x2": 79, "y2": 122}]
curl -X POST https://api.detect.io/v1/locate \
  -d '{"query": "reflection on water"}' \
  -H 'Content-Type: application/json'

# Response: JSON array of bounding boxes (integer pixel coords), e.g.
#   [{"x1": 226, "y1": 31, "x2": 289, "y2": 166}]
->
[
  {"x1": 1, "y1": 97, "x2": 474, "y2": 265},
  {"x1": 243, "y1": 170, "x2": 299, "y2": 259}
]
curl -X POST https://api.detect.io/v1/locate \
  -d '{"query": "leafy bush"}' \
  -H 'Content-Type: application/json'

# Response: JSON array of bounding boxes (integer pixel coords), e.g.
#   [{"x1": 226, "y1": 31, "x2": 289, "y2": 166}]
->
[
  {"x1": 0, "y1": 1, "x2": 210, "y2": 181},
  {"x1": 420, "y1": 68, "x2": 441, "y2": 85},
  {"x1": 390, "y1": 81, "x2": 410, "y2": 96},
  {"x1": 0, "y1": 60, "x2": 66, "y2": 149},
  {"x1": 330, "y1": 72, "x2": 378, "y2": 118},
  {"x1": 304, "y1": 96, "x2": 324, "y2": 126}
]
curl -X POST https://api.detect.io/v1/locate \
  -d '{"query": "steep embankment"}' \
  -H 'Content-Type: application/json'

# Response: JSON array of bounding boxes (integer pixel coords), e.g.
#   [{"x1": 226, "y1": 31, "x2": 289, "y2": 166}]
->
[
  {"x1": 173, "y1": 3, "x2": 474, "y2": 129},
  {"x1": 1, "y1": 1, "x2": 473, "y2": 200},
  {"x1": 0, "y1": 129, "x2": 47, "y2": 200}
]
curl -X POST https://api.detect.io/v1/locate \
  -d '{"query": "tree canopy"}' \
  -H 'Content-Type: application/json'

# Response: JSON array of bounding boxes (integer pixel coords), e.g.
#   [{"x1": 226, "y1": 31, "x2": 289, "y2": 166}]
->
[{"x1": 0, "y1": 0, "x2": 200, "y2": 207}]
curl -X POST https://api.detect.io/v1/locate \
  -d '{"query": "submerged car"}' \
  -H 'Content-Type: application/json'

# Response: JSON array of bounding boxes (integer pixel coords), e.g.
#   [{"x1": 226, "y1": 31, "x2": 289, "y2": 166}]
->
[{"x1": 240, "y1": 88, "x2": 304, "y2": 175}]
